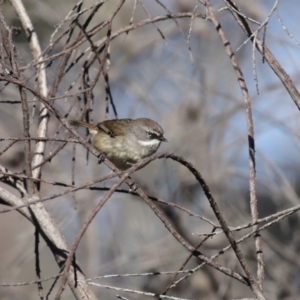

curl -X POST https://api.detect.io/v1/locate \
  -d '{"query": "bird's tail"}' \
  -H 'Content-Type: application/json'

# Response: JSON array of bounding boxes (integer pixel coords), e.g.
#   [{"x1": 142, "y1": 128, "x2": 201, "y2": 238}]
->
[{"x1": 69, "y1": 120, "x2": 99, "y2": 133}]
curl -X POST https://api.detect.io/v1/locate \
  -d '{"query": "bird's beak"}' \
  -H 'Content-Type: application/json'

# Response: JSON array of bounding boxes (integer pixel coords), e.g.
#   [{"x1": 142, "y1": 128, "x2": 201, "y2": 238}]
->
[{"x1": 160, "y1": 136, "x2": 168, "y2": 142}]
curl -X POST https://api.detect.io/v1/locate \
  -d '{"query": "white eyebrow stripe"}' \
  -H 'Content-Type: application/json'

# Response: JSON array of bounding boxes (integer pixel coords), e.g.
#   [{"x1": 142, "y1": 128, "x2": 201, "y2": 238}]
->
[
  {"x1": 138, "y1": 139, "x2": 160, "y2": 146},
  {"x1": 142, "y1": 127, "x2": 160, "y2": 135}
]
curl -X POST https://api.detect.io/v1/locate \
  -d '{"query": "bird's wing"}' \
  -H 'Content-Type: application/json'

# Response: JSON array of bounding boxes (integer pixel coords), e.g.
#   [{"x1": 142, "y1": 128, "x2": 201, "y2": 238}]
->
[{"x1": 97, "y1": 119, "x2": 133, "y2": 137}]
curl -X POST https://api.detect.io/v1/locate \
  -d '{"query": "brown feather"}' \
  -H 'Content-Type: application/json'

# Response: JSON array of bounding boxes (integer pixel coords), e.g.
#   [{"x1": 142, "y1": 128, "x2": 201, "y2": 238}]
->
[
  {"x1": 69, "y1": 120, "x2": 99, "y2": 132},
  {"x1": 96, "y1": 119, "x2": 133, "y2": 137}
]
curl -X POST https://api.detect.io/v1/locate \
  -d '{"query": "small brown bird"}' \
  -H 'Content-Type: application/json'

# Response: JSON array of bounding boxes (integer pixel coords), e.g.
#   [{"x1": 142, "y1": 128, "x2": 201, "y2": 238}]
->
[{"x1": 70, "y1": 118, "x2": 167, "y2": 170}]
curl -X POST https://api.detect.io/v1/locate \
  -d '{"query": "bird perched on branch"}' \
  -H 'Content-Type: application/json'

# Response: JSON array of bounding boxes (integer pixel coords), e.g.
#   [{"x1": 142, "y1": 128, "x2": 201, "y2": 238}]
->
[{"x1": 70, "y1": 118, "x2": 167, "y2": 170}]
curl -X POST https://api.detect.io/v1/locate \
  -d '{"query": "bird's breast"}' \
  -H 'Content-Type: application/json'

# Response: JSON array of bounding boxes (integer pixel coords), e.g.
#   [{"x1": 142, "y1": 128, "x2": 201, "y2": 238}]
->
[{"x1": 92, "y1": 133, "x2": 160, "y2": 169}]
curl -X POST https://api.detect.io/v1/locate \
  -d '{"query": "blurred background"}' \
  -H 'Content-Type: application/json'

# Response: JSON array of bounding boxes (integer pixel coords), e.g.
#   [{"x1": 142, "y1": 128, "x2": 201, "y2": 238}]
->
[{"x1": 0, "y1": 0, "x2": 300, "y2": 299}]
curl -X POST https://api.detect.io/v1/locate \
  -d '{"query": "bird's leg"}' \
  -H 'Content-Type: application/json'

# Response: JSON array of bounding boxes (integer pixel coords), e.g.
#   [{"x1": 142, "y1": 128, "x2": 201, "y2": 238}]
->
[
  {"x1": 97, "y1": 152, "x2": 106, "y2": 165},
  {"x1": 128, "y1": 180, "x2": 138, "y2": 192}
]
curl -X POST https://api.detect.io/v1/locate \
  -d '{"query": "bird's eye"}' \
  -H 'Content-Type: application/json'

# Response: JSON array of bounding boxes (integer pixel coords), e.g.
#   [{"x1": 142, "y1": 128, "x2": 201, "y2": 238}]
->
[{"x1": 146, "y1": 132, "x2": 152, "y2": 138}]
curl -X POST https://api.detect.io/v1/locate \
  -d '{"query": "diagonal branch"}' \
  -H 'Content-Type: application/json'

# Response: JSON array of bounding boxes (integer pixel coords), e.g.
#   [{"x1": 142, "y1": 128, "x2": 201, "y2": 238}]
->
[
  {"x1": 224, "y1": 0, "x2": 300, "y2": 110},
  {"x1": 0, "y1": 181, "x2": 97, "y2": 300},
  {"x1": 200, "y1": 0, "x2": 264, "y2": 298}
]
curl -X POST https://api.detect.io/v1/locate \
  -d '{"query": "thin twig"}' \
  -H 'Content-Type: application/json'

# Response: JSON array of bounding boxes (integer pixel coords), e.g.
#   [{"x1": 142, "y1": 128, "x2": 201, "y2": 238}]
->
[{"x1": 201, "y1": 1, "x2": 264, "y2": 297}]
